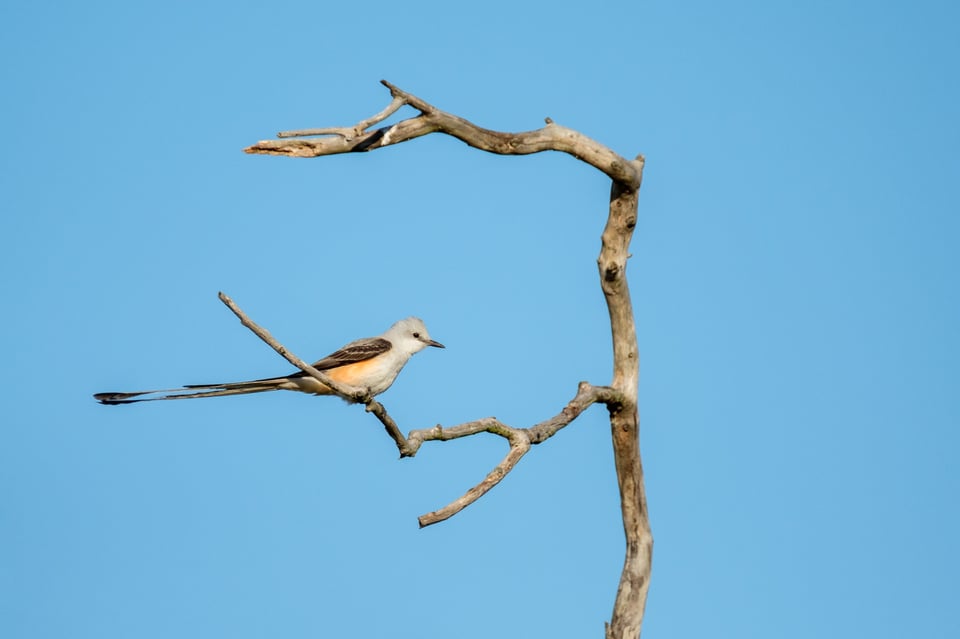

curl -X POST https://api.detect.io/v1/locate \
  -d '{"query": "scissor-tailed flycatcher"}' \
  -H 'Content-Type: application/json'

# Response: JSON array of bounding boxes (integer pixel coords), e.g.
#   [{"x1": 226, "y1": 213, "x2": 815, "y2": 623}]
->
[{"x1": 94, "y1": 317, "x2": 443, "y2": 405}]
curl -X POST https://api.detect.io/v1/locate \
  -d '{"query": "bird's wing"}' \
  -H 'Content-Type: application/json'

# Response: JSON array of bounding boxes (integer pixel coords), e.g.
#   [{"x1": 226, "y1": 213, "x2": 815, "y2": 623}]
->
[
  {"x1": 289, "y1": 336, "x2": 393, "y2": 376},
  {"x1": 175, "y1": 337, "x2": 393, "y2": 386}
]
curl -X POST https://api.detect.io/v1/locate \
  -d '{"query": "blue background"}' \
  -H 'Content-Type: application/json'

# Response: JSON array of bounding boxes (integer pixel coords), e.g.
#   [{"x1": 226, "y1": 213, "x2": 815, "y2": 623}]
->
[{"x1": 3, "y1": 1, "x2": 958, "y2": 637}]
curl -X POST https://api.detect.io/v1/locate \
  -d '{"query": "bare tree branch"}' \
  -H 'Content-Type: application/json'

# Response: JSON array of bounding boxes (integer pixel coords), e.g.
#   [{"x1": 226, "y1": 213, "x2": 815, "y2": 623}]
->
[
  {"x1": 601, "y1": 176, "x2": 652, "y2": 639},
  {"x1": 415, "y1": 423, "x2": 531, "y2": 528},
  {"x1": 409, "y1": 382, "x2": 625, "y2": 527},
  {"x1": 246, "y1": 80, "x2": 641, "y2": 189},
  {"x1": 362, "y1": 398, "x2": 414, "y2": 456},
  {"x1": 243, "y1": 80, "x2": 651, "y2": 638}
]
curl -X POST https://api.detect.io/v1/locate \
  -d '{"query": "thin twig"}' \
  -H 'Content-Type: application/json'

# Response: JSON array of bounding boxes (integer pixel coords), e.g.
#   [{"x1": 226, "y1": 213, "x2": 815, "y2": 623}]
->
[
  {"x1": 418, "y1": 434, "x2": 531, "y2": 527},
  {"x1": 217, "y1": 291, "x2": 370, "y2": 403},
  {"x1": 277, "y1": 94, "x2": 407, "y2": 140},
  {"x1": 365, "y1": 399, "x2": 413, "y2": 456}
]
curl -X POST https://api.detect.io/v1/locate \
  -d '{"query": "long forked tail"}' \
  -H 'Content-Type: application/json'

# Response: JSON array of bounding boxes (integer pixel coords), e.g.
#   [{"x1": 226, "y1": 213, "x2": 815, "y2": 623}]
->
[{"x1": 93, "y1": 380, "x2": 285, "y2": 405}]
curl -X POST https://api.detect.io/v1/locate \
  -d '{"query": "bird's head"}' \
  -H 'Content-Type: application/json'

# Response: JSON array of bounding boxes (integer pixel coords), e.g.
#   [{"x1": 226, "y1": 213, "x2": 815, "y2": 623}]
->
[{"x1": 388, "y1": 317, "x2": 445, "y2": 354}]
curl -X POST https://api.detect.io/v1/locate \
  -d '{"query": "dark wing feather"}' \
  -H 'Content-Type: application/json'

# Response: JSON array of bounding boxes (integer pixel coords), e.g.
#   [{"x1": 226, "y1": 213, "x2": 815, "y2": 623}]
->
[{"x1": 288, "y1": 337, "x2": 392, "y2": 377}]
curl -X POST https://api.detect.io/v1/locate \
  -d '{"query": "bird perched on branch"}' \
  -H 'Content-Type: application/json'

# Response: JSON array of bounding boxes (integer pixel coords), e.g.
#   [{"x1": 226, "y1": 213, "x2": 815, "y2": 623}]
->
[{"x1": 94, "y1": 317, "x2": 444, "y2": 405}]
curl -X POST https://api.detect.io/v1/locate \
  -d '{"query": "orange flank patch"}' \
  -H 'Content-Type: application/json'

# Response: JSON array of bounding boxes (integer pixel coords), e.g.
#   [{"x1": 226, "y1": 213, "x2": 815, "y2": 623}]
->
[{"x1": 324, "y1": 357, "x2": 382, "y2": 386}]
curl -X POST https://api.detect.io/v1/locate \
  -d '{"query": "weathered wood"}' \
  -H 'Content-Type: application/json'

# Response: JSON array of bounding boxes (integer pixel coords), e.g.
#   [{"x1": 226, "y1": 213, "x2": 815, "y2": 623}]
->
[{"x1": 244, "y1": 81, "x2": 651, "y2": 638}]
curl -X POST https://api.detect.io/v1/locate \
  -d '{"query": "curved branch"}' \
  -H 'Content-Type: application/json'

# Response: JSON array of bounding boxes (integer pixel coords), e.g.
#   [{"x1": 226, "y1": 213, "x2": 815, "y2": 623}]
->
[
  {"x1": 404, "y1": 382, "x2": 623, "y2": 527},
  {"x1": 245, "y1": 80, "x2": 641, "y2": 189},
  {"x1": 417, "y1": 435, "x2": 530, "y2": 527}
]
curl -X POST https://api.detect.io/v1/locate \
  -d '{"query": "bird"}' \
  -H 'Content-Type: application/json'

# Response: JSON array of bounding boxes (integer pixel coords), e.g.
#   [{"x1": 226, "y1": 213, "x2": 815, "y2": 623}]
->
[{"x1": 94, "y1": 317, "x2": 444, "y2": 405}]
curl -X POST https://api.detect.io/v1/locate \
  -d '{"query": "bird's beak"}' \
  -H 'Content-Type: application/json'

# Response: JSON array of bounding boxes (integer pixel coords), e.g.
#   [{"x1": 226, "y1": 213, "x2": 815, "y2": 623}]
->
[{"x1": 426, "y1": 339, "x2": 445, "y2": 349}]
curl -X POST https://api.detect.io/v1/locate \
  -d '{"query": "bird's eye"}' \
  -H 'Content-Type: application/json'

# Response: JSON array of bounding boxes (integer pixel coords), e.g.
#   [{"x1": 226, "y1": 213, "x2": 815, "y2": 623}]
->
[{"x1": 413, "y1": 332, "x2": 421, "y2": 338}]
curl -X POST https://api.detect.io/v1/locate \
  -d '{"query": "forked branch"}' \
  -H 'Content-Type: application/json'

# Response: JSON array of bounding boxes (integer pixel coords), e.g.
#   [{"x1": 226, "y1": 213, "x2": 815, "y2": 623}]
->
[
  {"x1": 409, "y1": 381, "x2": 624, "y2": 526},
  {"x1": 217, "y1": 291, "x2": 623, "y2": 528}
]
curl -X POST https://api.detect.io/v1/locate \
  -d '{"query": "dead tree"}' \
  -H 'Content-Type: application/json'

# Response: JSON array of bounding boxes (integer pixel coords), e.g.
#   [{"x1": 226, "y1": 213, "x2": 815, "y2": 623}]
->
[{"x1": 238, "y1": 80, "x2": 651, "y2": 639}]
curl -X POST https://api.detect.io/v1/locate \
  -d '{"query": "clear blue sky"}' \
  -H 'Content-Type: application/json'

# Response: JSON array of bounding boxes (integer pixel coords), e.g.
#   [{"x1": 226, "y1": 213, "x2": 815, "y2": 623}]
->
[{"x1": 2, "y1": 1, "x2": 958, "y2": 637}]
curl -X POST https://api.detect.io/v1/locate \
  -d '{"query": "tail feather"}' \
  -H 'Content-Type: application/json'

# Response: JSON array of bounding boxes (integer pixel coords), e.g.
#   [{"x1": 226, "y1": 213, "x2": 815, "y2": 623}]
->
[{"x1": 94, "y1": 380, "x2": 284, "y2": 405}]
